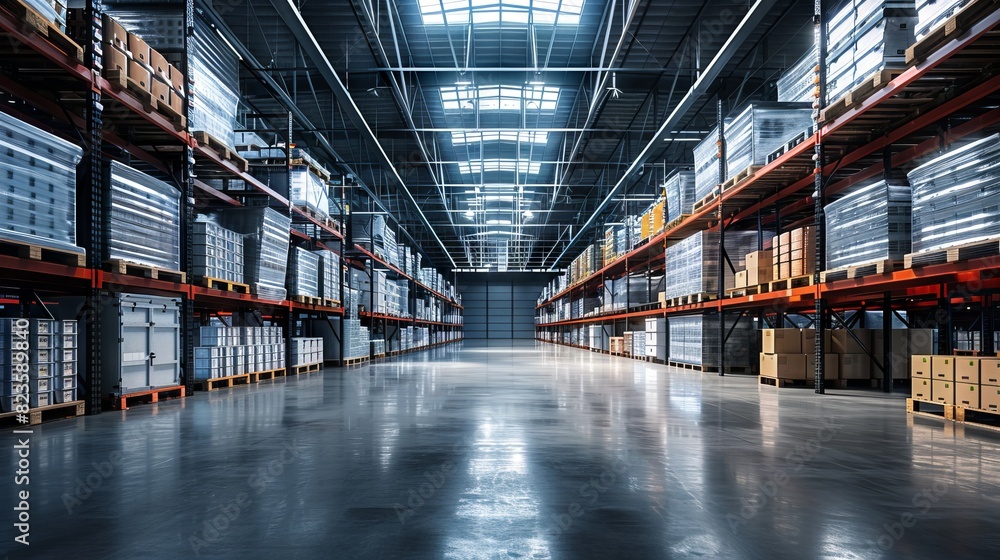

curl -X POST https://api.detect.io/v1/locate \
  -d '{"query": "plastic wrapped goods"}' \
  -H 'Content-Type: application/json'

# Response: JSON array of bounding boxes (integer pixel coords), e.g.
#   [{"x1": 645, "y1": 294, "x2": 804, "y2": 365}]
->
[
  {"x1": 693, "y1": 124, "x2": 725, "y2": 202},
  {"x1": 0, "y1": 112, "x2": 83, "y2": 256},
  {"x1": 106, "y1": 161, "x2": 181, "y2": 270},
  {"x1": 288, "y1": 247, "x2": 320, "y2": 298},
  {"x1": 664, "y1": 171, "x2": 696, "y2": 222},
  {"x1": 916, "y1": 0, "x2": 968, "y2": 39},
  {"x1": 218, "y1": 207, "x2": 291, "y2": 301},
  {"x1": 724, "y1": 103, "x2": 812, "y2": 180},
  {"x1": 825, "y1": 1, "x2": 916, "y2": 100},
  {"x1": 313, "y1": 250, "x2": 341, "y2": 303},
  {"x1": 664, "y1": 231, "x2": 759, "y2": 300},
  {"x1": 907, "y1": 134, "x2": 1000, "y2": 253},
  {"x1": 777, "y1": 46, "x2": 818, "y2": 103},
  {"x1": 668, "y1": 313, "x2": 755, "y2": 368},
  {"x1": 825, "y1": 180, "x2": 911, "y2": 269}
]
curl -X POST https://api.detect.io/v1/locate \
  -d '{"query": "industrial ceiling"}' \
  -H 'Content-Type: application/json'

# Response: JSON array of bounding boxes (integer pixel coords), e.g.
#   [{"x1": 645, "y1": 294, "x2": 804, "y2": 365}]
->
[{"x1": 205, "y1": 0, "x2": 815, "y2": 271}]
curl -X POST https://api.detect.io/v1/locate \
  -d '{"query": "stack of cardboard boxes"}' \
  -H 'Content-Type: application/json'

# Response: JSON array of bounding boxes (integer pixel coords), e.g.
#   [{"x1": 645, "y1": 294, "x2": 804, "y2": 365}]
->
[
  {"x1": 70, "y1": 13, "x2": 185, "y2": 121},
  {"x1": 760, "y1": 327, "x2": 934, "y2": 382},
  {"x1": 734, "y1": 249, "x2": 773, "y2": 290},
  {"x1": 772, "y1": 226, "x2": 817, "y2": 280},
  {"x1": 912, "y1": 356, "x2": 1000, "y2": 411},
  {"x1": 640, "y1": 199, "x2": 665, "y2": 242}
]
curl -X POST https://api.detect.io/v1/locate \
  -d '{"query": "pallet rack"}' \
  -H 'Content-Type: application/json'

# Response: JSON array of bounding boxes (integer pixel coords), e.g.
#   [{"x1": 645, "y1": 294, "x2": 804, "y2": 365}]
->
[
  {"x1": 536, "y1": 2, "x2": 1000, "y2": 391},
  {"x1": 0, "y1": 0, "x2": 460, "y2": 420}
]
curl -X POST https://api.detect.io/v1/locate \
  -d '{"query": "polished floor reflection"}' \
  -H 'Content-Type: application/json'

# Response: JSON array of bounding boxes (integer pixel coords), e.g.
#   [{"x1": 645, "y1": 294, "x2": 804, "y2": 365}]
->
[{"x1": 4, "y1": 340, "x2": 1000, "y2": 559}]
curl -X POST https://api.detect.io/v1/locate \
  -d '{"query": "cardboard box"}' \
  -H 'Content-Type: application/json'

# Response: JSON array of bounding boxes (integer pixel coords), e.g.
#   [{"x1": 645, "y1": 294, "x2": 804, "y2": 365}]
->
[
  {"x1": 931, "y1": 356, "x2": 954, "y2": 381},
  {"x1": 955, "y1": 382, "x2": 979, "y2": 409},
  {"x1": 839, "y1": 354, "x2": 871, "y2": 379},
  {"x1": 779, "y1": 261, "x2": 791, "y2": 280},
  {"x1": 103, "y1": 14, "x2": 128, "y2": 50},
  {"x1": 805, "y1": 353, "x2": 839, "y2": 380},
  {"x1": 168, "y1": 63, "x2": 185, "y2": 94},
  {"x1": 127, "y1": 59, "x2": 151, "y2": 90},
  {"x1": 779, "y1": 231, "x2": 791, "y2": 250},
  {"x1": 746, "y1": 250, "x2": 771, "y2": 272},
  {"x1": 981, "y1": 385, "x2": 1000, "y2": 412},
  {"x1": 734, "y1": 270, "x2": 748, "y2": 289},
  {"x1": 799, "y1": 329, "x2": 833, "y2": 353},
  {"x1": 911, "y1": 378, "x2": 931, "y2": 400},
  {"x1": 747, "y1": 263, "x2": 773, "y2": 286},
  {"x1": 762, "y1": 329, "x2": 801, "y2": 354},
  {"x1": 168, "y1": 88, "x2": 184, "y2": 114},
  {"x1": 151, "y1": 77, "x2": 170, "y2": 106},
  {"x1": 911, "y1": 355, "x2": 932, "y2": 379},
  {"x1": 981, "y1": 358, "x2": 1000, "y2": 386},
  {"x1": 831, "y1": 329, "x2": 872, "y2": 354},
  {"x1": 956, "y1": 358, "x2": 980, "y2": 384},
  {"x1": 760, "y1": 353, "x2": 807, "y2": 380},
  {"x1": 149, "y1": 48, "x2": 169, "y2": 80},
  {"x1": 932, "y1": 380, "x2": 954, "y2": 405},
  {"x1": 128, "y1": 33, "x2": 150, "y2": 66},
  {"x1": 772, "y1": 264, "x2": 780, "y2": 281},
  {"x1": 103, "y1": 44, "x2": 128, "y2": 73}
]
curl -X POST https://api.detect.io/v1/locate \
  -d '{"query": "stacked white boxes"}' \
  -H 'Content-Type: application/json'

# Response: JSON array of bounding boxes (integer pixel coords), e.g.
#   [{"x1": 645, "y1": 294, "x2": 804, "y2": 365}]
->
[
  {"x1": 645, "y1": 318, "x2": 667, "y2": 362},
  {"x1": 0, "y1": 112, "x2": 84, "y2": 258},
  {"x1": 194, "y1": 326, "x2": 285, "y2": 380},
  {"x1": 372, "y1": 339, "x2": 386, "y2": 356},
  {"x1": 288, "y1": 247, "x2": 321, "y2": 299},
  {"x1": 825, "y1": 180, "x2": 912, "y2": 269},
  {"x1": 907, "y1": 134, "x2": 1000, "y2": 253},
  {"x1": 289, "y1": 167, "x2": 332, "y2": 220},
  {"x1": 0, "y1": 319, "x2": 79, "y2": 411},
  {"x1": 192, "y1": 219, "x2": 244, "y2": 283},
  {"x1": 290, "y1": 338, "x2": 323, "y2": 367}
]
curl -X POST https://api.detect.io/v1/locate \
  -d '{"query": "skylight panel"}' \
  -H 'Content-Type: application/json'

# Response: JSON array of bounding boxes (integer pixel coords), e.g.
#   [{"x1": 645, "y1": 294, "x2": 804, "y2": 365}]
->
[
  {"x1": 440, "y1": 85, "x2": 559, "y2": 112},
  {"x1": 451, "y1": 131, "x2": 549, "y2": 144},
  {"x1": 418, "y1": 0, "x2": 584, "y2": 25},
  {"x1": 457, "y1": 159, "x2": 542, "y2": 175}
]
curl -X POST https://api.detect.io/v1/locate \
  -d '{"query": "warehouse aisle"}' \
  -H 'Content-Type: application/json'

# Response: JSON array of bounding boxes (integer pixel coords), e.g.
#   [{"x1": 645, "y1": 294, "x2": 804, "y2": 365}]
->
[{"x1": 5, "y1": 341, "x2": 1000, "y2": 559}]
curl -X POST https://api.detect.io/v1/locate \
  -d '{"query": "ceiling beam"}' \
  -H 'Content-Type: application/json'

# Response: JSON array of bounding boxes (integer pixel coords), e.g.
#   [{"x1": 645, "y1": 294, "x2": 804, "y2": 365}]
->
[{"x1": 548, "y1": 0, "x2": 782, "y2": 270}]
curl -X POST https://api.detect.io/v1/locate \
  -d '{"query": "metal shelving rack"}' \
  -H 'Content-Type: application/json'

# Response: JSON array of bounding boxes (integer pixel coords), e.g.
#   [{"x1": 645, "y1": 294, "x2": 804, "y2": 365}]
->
[
  {"x1": 535, "y1": 3, "x2": 1000, "y2": 393},
  {"x1": 0, "y1": 0, "x2": 366, "y2": 415}
]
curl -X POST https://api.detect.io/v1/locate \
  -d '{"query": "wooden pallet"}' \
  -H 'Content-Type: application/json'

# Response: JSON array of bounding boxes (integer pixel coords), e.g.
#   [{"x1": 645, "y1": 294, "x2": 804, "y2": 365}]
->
[
  {"x1": 768, "y1": 275, "x2": 814, "y2": 291},
  {"x1": 254, "y1": 368, "x2": 286, "y2": 381},
  {"x1": 904, "y1": 249, "x2": 948, "y2": 269},
  {"x1": 726, "y1": 283, "x2": 768, "y2": 298},
  {"x1": 323, "y1": 298, "x2": 342, "y2": 308},
  {"x1": 759, "y1": 375, "x2": 811, "y2": 388},
  {"x1": 666, "y1": 292, "x2": 717, "y2": 307},
  {"x1": 0, "y1": 400, "x2": 85, "y2": 428},
  {"x1": 109, "y1": 385, "x2": 185, "y2": 410},
  {"x1": 2, "y1": 0, "x2": 83, "y2": 61},
  {"x1": 662, "y1": 214, "x2": 691, "y2": 233},
  {"x1": 193, "y1": 373, "x2": 253, "y2": 391},
  {"x1": 905, "y1": 398, "x2": 1000, "y2": 432},
  {"x1": 721, "y1": 165, "x2": 762, "y2": 192},
  {"x1": 669, "y1": 361, "x2": 752, "y2": 374},
  {"x1": 291, "y1": 362, "x2": 321, "y2": 375},
  {"x1": 0, "y1": 237, "x2": 85, "y2": 267},
  {"x1": 193, "y1": 130, "x2": 249, "y2": 173},
  {"x1": 821, "y1": 68, "x2": 906, "y2": 122},
  {"x1": 199, "y1": 276, "x2": 250, "y2": 294},
  {"x1": 821, "y1": 259, "x2": 904, "y2": 282},
  {"x1": 341, "y1": 356, "x2": 369, "y2": 367},
  {"x1": 692, "y1": 191, "x2": 718, "y2": 212},
  {"x1": 290, "y1": 160, "x2": 332, "y2": 181},
  {"x1": 905, "y1": 0, "x2": 998, "y2": 64},
  {"x1": 104, "y1": 70, "x2": 186, "y2": 130},
  {"x1": 294, "y1": 204, "x2": 339, "y2": 229},
  {"x1": 105, "y1": 259, "x2": 186, "y2": 283},
  {"x1": 291, "y1": 295, "x2": 322, "y2": 306}
]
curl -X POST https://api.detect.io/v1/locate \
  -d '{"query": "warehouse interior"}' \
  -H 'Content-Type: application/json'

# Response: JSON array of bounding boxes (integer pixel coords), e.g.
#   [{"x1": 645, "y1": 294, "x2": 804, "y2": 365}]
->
[{"x1": 3, "y1": 0, "x2": 1000, "y2": 557}]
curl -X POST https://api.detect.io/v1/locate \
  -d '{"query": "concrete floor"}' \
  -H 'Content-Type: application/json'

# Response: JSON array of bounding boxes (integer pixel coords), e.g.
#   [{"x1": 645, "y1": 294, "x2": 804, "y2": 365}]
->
[{"x1": 4, "y1": 340, "x2": 1000, "y2": 559}]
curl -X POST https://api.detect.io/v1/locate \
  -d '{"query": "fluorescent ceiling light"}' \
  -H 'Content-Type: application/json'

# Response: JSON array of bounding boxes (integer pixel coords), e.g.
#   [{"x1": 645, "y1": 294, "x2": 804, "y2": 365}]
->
[
  {"x1": 464, "y1": 209, "x2": 475, "y2": 218},
  {"x1": 486, "y1": 219, "x2": 512, "y2": 225},
  {"x1": 440, "y1": 85, "x2": 559, "y2": 112},
  {"x1": 451, "y1": 131, "x2": 549, "y2": 144},
  {"x1": 418, "y1": 0, "x2": 584, "y2": 26}
]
